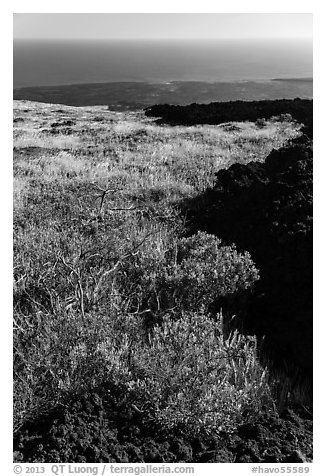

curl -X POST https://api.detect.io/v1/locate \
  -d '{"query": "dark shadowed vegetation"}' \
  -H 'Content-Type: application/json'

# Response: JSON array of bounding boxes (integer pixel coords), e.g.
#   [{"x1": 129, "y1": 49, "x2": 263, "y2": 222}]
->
[{"x1": 181, "y1": 135, "x2": 312, "y2": 379}]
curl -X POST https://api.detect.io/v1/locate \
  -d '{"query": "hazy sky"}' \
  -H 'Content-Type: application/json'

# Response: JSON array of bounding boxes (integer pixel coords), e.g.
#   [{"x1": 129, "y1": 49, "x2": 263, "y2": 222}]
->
[{"x1": 13, "y1": 13, "x2": 312, "y2": 40}]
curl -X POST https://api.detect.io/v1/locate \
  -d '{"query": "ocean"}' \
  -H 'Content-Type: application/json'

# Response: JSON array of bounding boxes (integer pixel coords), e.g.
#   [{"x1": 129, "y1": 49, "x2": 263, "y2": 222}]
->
[{"x1": 13, "y1": 38, "x2": 312, "y2": 88}]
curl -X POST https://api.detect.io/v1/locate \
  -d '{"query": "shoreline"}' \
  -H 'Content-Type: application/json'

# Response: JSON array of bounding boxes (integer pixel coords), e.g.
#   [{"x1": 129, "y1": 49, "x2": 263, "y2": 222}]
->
[{"x1": 13, "y1": 79, "x2": 313, "y2": 110}]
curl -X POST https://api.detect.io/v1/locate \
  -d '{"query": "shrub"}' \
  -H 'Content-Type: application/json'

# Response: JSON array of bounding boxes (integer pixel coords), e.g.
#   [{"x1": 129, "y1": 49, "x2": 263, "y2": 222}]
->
[
  {"x1": 13, "y1": 310, "x2": 111, "y2": 432},
  {"x1": 156, "y1": 232, "x2": 259, "y2": 313},
  {"x1": 117, "y1": 231, "x2": 259, "y2": 318},
  {"x1": 14, "y1": 307, "x2": 272, "y2": 437},
  {"x1": 100, "y1": 312, "x2": 272, "y2": 435}
]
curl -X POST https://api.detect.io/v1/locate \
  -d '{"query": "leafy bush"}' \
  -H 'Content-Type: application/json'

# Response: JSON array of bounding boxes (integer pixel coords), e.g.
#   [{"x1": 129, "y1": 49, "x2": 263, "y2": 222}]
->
[
  {"x1": 14, "y1": 308, "x2": 272, "y2": 437},
  {"x1": 13, "y1": 310, "x2": 111, "y2": 432},
  {"x1": 156, "y1": 232, "x2": 259, "y2": 313},
  {"x1": 125, "y1": 312, "x2": 272, "y2": 434},
  {"x1": 14, "y1": 228, "x2": 261, "y2": 433},
  {"x1": 117, "y1": 231, "x2": 259, "y2": 318}
]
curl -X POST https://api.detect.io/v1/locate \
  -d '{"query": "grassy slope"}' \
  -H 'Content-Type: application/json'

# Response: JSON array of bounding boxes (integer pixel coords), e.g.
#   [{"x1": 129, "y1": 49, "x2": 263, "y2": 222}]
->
[
  {"x1": 14, "y1": 100, "x2": 301, "y2": 201},
  {"x1": 13, "y1": 100, "x2": 305, "y2": 461}
]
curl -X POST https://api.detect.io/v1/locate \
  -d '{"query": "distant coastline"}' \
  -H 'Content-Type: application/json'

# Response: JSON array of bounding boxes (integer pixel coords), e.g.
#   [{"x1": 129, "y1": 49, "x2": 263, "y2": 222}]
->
[
  {"x1": 13, "y1": 79, "x2": 313, "y2": 110},
  {"x1": 272, "y1": 77, "x2": 313, "y2": 82}
]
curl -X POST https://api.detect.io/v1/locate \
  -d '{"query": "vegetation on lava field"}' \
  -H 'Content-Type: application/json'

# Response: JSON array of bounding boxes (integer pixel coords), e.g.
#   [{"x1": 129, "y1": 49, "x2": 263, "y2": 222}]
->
[{"x1": 13, "y1": 99, "x2": 312, "y2": 462}]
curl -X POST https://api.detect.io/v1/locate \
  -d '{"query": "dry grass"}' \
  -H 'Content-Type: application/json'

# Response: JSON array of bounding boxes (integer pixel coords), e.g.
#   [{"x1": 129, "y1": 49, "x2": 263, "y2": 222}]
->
[{"x1": 13, "y1": 100, "x2": 301, "y2": 209}]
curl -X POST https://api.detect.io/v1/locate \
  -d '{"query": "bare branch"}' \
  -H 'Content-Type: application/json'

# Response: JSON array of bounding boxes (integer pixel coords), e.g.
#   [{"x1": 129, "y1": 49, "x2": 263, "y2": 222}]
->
[{"x1": 91, "y1": 183, "x2": 123, "y2": 212}]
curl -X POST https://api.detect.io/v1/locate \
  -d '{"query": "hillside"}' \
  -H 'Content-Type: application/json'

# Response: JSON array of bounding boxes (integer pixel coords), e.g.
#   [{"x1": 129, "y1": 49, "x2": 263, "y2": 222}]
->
[{"x1": 13, "y1": 99, "x2": 312, "y2": 463}]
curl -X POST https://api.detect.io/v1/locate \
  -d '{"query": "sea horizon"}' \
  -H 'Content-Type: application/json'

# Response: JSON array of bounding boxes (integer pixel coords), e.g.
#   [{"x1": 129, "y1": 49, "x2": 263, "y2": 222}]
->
[{"x1": 13, "y1": 38, "x2": 313, "y2": 89}]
